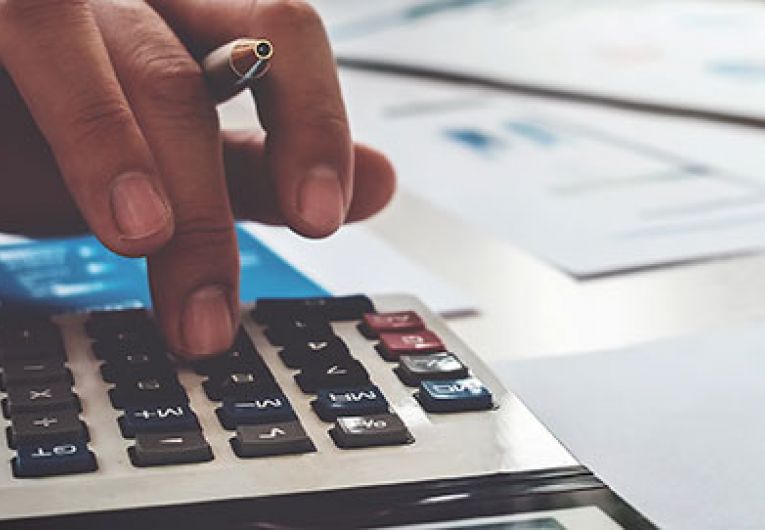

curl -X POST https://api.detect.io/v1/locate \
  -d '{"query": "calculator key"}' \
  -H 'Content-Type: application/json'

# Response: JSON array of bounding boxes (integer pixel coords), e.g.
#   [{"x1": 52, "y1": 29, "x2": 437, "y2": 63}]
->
[
  {"x1": 129, "y1": 430, "x2": 213, "y2": 467},
  {"x1": 85, "y1": 309, "x2": 153, "y2": 340},
  {"x1": 253, "y1": 295, "x2": 375, "y2": 323},
  {"x1": 359, "y1": 311, "x2": 425, "y2": 338},
  {"x1": 203, "y1": 371, "x2": 278, "y2": 402},
  {"x1": 7, "y1": 409, "x2": 88, "y2": 449},
  {"x1": 417, "y1": 378, "x2": 494, "y2": 413},
  {"x1": 12, "y1": 441, "x2": 97, "y2": 478},
  {"x1": 395, "y1": 353, "x2": 470, "y2": 386},
  {"x1": 100, "y1": 353, "x2": 174, "y2": 383},
  {"x1": 4, "y1": 381, "x2": 80, "y2": 416},
  {"x1": 119, "y1": 404, "x2": 199, "y2": 438},
  {"x1": 216, "y1": 392, "x2": 296, "y2": 430},
  {"x1": 264, "y1": 318, "x2": 335, "y2": 347},
  {"x1": 231, "y1": 421, "x2": 316, "y2": 458},
  {"x1": 376, "y1": 330, "x2": 446, "y2": 361},
  {"x1": 278, "y1": 337, "x2": 351, "y2": 369},
  {"x1": 192, "y1": 331, "x2": 263, "y2": 376},
  {"x1": 109, "y1": 377, "x2": 188, "y2": 409},
  {"x1": 0, "y1": 318, "x2": 65, "y2": 361},
  {"x1": 329, "y1": 413, "x2": 413, "y2": 449},
  {"x1": 295, "y1": 359, "x2": 370, "y2": 394},
  {"x1": 311, "y1": 386, "x2": 389, "y2": 422},
  {"x1": 1, "y1": 360, "x2": 72, "y2": 389},
  {"x1": 92, "y1": 339, "x2": 166, "y2": 363}
]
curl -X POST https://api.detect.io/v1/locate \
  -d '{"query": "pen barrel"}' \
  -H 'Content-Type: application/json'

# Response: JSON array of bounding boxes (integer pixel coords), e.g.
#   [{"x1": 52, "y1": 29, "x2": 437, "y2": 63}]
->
[{"x1": 203, "y1": 39, "x2": 272, "y2": 102}]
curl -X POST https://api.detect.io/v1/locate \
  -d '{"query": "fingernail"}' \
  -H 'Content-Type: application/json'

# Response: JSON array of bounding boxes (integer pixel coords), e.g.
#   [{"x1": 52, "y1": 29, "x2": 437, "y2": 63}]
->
[
  {"x1": 182, "y1": 285, "x2": 234, "y2": 356},
  {"x1": 298, "y1": 166, "x2": 345, "y2": 233},
  {"x1": 111, "y1": 173, "x2": 171, "y2": 239}
]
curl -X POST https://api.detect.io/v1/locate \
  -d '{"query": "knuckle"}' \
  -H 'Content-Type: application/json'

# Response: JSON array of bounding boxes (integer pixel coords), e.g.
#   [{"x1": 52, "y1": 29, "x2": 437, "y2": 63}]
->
[
  {"x1": 260, "y1": 0, "x2": 322, "y2": 30},
  {"x1": 71, "y1": 97, "x2": 135, "y2": 145},
  {"x1": 301, "y1": 109, "x2": 350, "y2": 141},
  {"x1": 0, "y1": 0, "x2": 89, "y2": 44},
  {"x1": 2, "y1": 0, "x2": 88, "y2": 21},
  {"x1": 129, "y1": 39, "x2": 217, "y2": 127},
  {"x1": 170, "y1": 213, "x2": 235, "y2": 254}
]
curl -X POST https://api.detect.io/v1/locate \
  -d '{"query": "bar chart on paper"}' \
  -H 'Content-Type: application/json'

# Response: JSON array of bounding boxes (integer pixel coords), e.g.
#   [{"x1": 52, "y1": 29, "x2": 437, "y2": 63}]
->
[{"x1": 342, "y1": 71, "x2": 765, "y2": 277}]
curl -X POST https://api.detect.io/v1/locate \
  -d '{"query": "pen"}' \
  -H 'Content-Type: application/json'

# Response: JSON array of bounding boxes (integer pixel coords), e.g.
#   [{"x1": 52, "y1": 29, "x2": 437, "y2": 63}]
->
[{"x1": 203, "y1": 38, "x2": 273, "y2": 102}]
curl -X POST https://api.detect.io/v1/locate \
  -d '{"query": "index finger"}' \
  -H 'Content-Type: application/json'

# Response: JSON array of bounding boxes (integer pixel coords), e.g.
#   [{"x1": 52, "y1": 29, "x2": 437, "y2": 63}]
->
[
  {"x1": 0, "y1": 0, "x2": 174, "y2": 255},
  {"x1": 150, "y1": 0, "x2": 353, "y2": 238}
]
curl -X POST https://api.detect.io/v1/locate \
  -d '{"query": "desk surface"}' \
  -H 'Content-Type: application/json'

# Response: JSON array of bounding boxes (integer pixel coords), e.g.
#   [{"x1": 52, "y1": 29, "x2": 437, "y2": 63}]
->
[{"x1": 366, "y1": 190, "x2": 765, "y2": 363}]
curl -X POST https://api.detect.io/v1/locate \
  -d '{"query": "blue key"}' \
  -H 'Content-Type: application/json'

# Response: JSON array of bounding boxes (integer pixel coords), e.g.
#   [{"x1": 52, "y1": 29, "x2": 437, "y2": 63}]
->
[
  {"x1": 216, "y1": 392, "x2": 295, "y2": 430},
  {"x1": 13, "y1": 441, "x2": 97, "y2": 478},
  {"x1": 418, "y1": 378, "x2": 494, "y2": 413},
  {"x1": 119, "y1": 403, "x2": 199, "y2": 438},
  {"x1": 311, "y1": 385, "x2": 389, "y2": 422}
]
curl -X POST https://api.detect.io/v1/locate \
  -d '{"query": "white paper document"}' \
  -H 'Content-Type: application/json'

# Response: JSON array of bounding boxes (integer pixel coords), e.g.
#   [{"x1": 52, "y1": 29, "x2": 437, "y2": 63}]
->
[
  {"x1": 338, "y1": 70, "x2": 765, "y2": 277},
  {"x1": 317, "y1": 0, "x2": 765, "y2": 121},
  {"x1": 495, "y1": 324, "x2": 765, "y2": 530}
]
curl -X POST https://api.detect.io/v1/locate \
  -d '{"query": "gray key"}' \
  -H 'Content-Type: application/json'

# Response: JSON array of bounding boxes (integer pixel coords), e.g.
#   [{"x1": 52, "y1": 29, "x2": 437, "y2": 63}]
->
[
  {"x1": 129, "y1": 430, "x2": 213, "y2": 467},
  {"x1": 231, "y1": 421, "x2": 315, "y2": 458},
  {"x1": 396, "y1": 352, "x2": 469, "y2": 386},
  {"x1": 4, "y1": 381, "x2": 80, "y2": 416},
  {"x1": 8, "y1": 409, "x2": 88, "y2": 449},
  {"x1": 2, "y1": 360, "x2": 71, "y2": 388},
  {"x1": 330, "y1": 413, "x2": 413, "y2": 449}
]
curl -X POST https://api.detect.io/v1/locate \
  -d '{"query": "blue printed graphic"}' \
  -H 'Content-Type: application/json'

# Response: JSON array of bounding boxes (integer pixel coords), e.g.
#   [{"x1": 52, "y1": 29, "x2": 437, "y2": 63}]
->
[
  {"x1": 444, "y1": 127, "x2": 507, "y2": 157},
  {"x1": 505, "y1": 121, "x2": 559, "y2": 146},
  {"x1": 0, "y1": 225, "x2": 327, "y2": 314}
]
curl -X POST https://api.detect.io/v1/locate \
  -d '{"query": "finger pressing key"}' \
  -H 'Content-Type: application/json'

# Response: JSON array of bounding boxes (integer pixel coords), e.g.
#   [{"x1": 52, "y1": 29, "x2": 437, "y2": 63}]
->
[
  {"x1": 0, "y1": 0, "x2": 174, "y2": 255},
  {"x1": 92, "y1": 1, "x2": 239, "y2": 357}
]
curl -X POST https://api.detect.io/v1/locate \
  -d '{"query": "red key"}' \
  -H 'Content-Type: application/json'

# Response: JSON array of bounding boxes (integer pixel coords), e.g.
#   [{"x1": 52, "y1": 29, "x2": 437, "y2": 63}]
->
[
  {"x1": 377, "y1": 330, "x2": 445, "y2": 361},
  {"x1": 360, "y1": 311, "x2": 424, "y2": 338}
]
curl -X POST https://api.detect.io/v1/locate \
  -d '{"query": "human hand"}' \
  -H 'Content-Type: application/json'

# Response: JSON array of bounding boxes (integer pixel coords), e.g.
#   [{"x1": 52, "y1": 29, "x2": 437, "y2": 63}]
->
[{"x1": 0, "y1": 0, "x2": 395, "y2": 357}]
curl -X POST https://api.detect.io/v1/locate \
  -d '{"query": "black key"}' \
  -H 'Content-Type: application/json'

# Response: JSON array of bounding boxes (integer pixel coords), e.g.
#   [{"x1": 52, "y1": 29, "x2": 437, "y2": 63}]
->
[
  {"x1": 119, "y1": 403, "x2": 199, "y2": 438},
  {"x1": 203, "y1": 370, "x2": 277, "y2": 402},
  {"x1": 7, "y1": 409, "x2": 88, "y2": 449},
  {"x1": 264, "y1": 318, "x2": 335, "y2": 347},
  {"x1": 0, "y1": 318, "x2": 65, "y2": 361},
  {"x1": 1, "y1": 359, "x2": 71, "y2": 389},
  {"x1": 311, "y1": 386, "x2": 389, "y2": 422},
  {"x1": 100, "y1": 351, "x2": 173, "y2": 383},
  {"x1": 109, "y1": 376, "x2": 188, "y2": 409},
  {"x1": 92, "y1": 338, "x2": 166, "y2": 363},
  {"x1": 129, "y1": 430, "x2": 213, "y2": 467},
  {"x1": 278, "y1": 337, "x2": 351, "y2": 369},
  {"x1": 329, "y1": 413, "x2": 413, "y2": 449},
  {"x1": 4, "y1": 381, "x2": 80, "y2": 417},
  {"x1": 85, "y1": 309, "x2": 152, "y2": 340},
  {"x1": 231, "y1": 421, "x2": 315, "y2": 458},
  {"x1": 216, "y1": 391, "x2": 296, "y2": 430},
  {"x1": 253, "y1": 295, "x2": 375, "y2": 324},
  {"x1": 12, "y1": 440, "x2": 97, "y2": 478},
  {"x1": 294, "y1": 359, "x2": 370, "y2": 394},
  {"x1": 395, "y1": 352, "x2": 470, "y2": 386},
  {"x1": 192, "y1": 332, "x2": 264, "y2": 376}
]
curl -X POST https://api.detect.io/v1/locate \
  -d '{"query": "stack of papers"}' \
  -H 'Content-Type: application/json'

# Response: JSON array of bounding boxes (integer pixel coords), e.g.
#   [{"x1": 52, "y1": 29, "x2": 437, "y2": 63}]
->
[
  {"x1": 338, "y1": 69, "x2": 765, "y2": 277},
  {"x1": 317, "y1": 0, "x2": 765, "y2": 121}
]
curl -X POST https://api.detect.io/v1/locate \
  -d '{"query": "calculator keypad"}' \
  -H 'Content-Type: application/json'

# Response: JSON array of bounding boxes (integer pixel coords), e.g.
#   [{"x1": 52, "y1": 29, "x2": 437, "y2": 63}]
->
[
  {"x1": 1, "y1": 296, "x2": 497, "y2": 478},
  {"x1": 0, "y1": 315, "x2": 96, "y2": 478}
]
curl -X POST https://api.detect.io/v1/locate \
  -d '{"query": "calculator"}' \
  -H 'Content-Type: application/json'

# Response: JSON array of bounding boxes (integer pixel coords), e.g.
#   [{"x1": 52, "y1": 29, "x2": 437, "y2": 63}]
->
[{"x1": 0, "y1": 295, "x2": 654, "y2": 529}]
